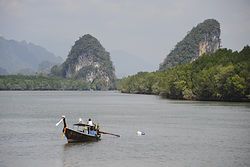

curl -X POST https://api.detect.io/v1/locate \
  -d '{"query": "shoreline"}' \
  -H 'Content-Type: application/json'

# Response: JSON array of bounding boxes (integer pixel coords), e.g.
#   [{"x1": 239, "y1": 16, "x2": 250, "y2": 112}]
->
[{"x1": 0, "y1": 89, "x2": 249, "y2": 102}]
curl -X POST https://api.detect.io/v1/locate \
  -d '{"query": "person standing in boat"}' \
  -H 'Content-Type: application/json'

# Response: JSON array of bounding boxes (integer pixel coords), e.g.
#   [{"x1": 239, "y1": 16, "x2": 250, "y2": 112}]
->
[
  {"x1": 88, "y1": 118, "x2": 93, "y2": 126},
  {"x1": 87, "y1": 118, "x2": 96, "y2": 135}
]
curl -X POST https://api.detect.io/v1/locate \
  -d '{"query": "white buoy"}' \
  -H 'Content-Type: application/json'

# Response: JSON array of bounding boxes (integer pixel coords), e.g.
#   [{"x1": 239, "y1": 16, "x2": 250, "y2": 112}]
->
[{"x1": 137, "y1": 131, "x2": 145, "y2": 136}]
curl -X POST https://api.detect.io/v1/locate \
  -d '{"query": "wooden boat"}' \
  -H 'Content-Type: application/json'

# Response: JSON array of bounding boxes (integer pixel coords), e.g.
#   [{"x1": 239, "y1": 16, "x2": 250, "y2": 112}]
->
[{"x1": 56, "y1": 116, "x2": 101, "y2": 143}]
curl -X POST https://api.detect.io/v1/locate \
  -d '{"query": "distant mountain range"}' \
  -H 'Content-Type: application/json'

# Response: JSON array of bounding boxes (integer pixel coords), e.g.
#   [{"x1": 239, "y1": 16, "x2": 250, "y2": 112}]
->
[
  {"x1": 0, "y1": 19, "x2": 221, "y2": 77},
  {"x1": 0, "y1": 36, "x2": 155, "y2": 78},
  {"x1": 0, "y1": 36, "x2": 63, "y2": 75}
]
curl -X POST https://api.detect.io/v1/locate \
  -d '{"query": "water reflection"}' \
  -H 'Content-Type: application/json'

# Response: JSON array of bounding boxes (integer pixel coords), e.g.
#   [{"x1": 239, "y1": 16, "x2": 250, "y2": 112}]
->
[{"x1": 63, "y1": 142, "x2": 97, "y2": 149}]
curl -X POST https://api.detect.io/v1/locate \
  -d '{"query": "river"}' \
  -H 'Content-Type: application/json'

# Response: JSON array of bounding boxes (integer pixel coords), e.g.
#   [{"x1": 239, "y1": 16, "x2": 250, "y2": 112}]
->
[{"x1": 0, "y1": 91, "x2": 249, "y2": 167}]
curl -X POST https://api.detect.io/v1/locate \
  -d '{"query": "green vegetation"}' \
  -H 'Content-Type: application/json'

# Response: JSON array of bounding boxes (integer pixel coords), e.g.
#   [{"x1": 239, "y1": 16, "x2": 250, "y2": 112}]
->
[
  {"x1": 159, "y1": 19, "x2": 220, "y2": 70},
  {"x1": 0, "y1": 75, "x2": 90, "y2": 90},
  {"x1": 118, "y1": 46, "x2": 250, "y2": 101}
]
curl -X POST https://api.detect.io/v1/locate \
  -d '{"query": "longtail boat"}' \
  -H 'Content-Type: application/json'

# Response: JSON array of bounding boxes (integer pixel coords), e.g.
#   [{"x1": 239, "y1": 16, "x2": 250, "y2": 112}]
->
[
  {"x1": 56, "y1": 116, "x2": 101, "y2": 143},
  {"x1": 56, "y1": 116, "x2": 120, "y2": 143}
]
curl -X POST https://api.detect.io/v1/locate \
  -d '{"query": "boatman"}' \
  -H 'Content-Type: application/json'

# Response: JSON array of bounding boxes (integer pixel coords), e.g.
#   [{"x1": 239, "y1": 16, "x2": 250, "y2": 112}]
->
[
  {"x1": 87, "y1": 118, "x2": 95, "y2": 135},
  {"x1": 88, "y1": 118, "x2": 93, "y2": 126}
]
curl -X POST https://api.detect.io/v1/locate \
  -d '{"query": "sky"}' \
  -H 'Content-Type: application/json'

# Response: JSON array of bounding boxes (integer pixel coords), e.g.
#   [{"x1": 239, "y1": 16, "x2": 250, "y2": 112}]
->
[{"x1": 1, "y1": 0, "x2": 250, "y2": 73}]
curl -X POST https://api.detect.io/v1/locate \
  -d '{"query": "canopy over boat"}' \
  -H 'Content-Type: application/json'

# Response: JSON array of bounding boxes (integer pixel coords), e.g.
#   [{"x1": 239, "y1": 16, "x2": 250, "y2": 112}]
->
[{"x1": 73, "y1": 123, "x2": 91, "y2": 127}]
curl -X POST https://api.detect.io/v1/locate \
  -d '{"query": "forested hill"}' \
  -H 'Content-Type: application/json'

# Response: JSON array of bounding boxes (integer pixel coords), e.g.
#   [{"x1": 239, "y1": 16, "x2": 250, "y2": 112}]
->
[
  {"x1": 51, "y1": 34, "x2": 116, "y2": 90},
  {"x1": 118, "y1": 46, "x2": 250, "y2": 101},
  {"x1": 159, "y1": 19, "x2": 220, "y2": 70}
]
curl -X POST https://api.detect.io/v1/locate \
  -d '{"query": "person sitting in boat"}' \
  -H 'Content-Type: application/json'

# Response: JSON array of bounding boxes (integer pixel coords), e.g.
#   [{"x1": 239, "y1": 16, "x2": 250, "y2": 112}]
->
[{"x1": 89, "y1": 125, "x2": 97, "y2": 136}]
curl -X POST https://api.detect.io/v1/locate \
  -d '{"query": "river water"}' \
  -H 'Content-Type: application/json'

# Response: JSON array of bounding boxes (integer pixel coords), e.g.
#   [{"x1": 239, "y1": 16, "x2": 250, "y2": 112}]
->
[{"x1": 0, "y1": 91, "x2": 249, "y2": 167}]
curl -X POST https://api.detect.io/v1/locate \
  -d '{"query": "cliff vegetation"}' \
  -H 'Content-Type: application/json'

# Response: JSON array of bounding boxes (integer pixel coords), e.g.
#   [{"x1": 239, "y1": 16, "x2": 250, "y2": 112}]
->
[{"x1": 159, "y1": 19, "x2": 221, "y2": 70}]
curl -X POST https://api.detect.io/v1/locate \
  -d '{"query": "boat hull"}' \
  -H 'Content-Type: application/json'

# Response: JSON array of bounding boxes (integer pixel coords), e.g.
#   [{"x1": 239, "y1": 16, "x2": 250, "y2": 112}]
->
[{"x1": 64, "y1": 128, "x2": 101, "y2": 143}]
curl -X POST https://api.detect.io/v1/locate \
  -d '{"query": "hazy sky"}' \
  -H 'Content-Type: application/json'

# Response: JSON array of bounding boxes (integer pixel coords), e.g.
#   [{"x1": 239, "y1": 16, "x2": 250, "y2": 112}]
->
[{"x1": 1, "y1": 0, "x2": 250, "y2": 71}]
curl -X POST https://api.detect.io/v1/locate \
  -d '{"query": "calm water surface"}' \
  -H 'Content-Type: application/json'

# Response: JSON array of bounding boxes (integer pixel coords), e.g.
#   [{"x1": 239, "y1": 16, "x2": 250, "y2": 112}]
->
[{"x1": 0, "y1": 91, "x2": 250, "y2": 167}]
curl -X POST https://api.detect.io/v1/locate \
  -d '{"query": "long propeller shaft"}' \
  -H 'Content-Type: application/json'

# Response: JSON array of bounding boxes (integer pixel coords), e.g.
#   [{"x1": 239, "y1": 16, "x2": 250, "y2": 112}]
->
[{"x1": 99, "y1": 131, "x2": 120, "y2": 137}]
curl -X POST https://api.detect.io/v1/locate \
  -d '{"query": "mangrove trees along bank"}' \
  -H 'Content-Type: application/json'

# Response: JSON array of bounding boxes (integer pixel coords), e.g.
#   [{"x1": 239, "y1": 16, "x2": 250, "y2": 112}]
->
[{"x1": 118, "y1": 46, "x2": 250, "y2": 101}]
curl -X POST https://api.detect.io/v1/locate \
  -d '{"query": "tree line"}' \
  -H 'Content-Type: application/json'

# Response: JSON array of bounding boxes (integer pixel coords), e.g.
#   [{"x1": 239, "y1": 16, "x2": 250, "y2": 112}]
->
[
  {"x1": 117, "y1": 46, "x2": 250, "y2": 101},
  {"x1": 0, "y1": 75, "x2": 90, "y2": 90}
]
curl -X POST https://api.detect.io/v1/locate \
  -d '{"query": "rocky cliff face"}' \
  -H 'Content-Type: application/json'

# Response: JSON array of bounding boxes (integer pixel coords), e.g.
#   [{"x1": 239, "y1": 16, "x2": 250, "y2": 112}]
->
[
  {"x1": 51, "y1": 34, "x2": 116, "y2": 90},
  {"x1": 159, "y1": 19, "x2": 220, "y2": 70}
]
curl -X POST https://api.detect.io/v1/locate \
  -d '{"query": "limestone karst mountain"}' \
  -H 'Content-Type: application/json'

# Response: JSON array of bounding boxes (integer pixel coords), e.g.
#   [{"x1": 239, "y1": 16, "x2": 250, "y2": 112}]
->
[
  {"x1": 159, "y1": 19, "x2": 221, "y2": 70},
  {"x1": 51, "y1": 34, "x2": 116, "y2": 90}
]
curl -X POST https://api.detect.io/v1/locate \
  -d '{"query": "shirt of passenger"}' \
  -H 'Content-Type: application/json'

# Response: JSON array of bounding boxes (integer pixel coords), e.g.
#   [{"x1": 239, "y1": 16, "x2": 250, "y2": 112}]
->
[{"x1": 89, "y1": 130, "x2": 97, "y2": 136}]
